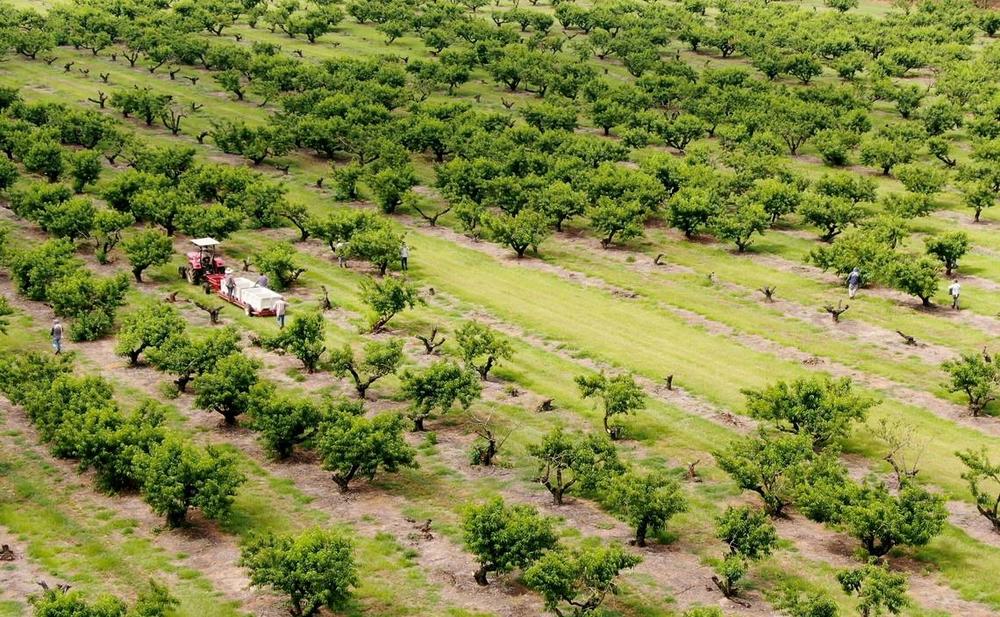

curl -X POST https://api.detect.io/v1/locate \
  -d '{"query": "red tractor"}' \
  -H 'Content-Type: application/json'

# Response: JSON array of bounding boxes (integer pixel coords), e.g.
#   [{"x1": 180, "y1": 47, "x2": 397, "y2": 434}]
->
[{"x1": 182, "y1": 238, "x2": 225, "y2": 285}]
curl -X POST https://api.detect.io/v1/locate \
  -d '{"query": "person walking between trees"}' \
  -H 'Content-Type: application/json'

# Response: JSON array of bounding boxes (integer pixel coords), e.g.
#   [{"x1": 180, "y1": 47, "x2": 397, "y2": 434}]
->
[
  {"x1": 400, "y1": 242, "x2": 409, "y2": 271},
  {"x1": 847, "y1": 267, "x2": 861, "y2": 299},
  {"x1": 335, "y1": 241, "x2": 347, "y2": 268},
  {"x1": 50, "y1": 318, "x2": 63, "y2": 354},
  {"x1": 274, "y1": 298, "x2": 287, "y2": 328},
  {"x1": 949, "y1": 279, "x2": 961, "y2": 310}
]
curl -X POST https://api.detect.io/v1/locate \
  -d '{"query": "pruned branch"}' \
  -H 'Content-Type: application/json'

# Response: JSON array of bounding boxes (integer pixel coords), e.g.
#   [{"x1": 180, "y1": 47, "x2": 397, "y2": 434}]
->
[
  {"x1": 193, "y1": 300, "x2": 223, "y2": 324},
  {"x1": 823, "y1": 300, "x2": 849, "y2": 323},
  {"x1": 416, "y1": 327, "x2": 446, "y2": 354}
]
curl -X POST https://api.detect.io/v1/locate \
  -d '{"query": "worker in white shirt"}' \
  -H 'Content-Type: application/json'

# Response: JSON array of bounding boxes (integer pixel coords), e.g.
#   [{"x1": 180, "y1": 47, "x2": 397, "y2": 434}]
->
[
  {"x1": 948, "y1": 279, "x2": 961, "y2": 310},
  {"x1": 274, "y1": 298, "x2": 288, "y2": 328}
]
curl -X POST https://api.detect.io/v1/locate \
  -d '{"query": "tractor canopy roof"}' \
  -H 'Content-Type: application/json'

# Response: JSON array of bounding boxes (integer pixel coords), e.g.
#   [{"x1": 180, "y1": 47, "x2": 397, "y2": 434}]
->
[{"x1": 190, "y1": 237, "x2": 220, "y2": 248}]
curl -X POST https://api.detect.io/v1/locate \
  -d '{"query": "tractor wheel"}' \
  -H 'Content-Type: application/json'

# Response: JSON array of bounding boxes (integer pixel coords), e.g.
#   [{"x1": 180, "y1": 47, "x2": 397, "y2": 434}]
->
[
  {"x1": 244, "y1": 305, "x2": 252, "y2": 317},
  {"x1": 186, "y1": 268, "x2": 197, "y2": 284}
]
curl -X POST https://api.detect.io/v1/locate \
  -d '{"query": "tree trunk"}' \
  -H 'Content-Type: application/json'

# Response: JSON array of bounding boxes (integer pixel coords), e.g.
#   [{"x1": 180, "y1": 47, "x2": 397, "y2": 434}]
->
[
  {"x1": 413, "y1": 416, "x2": 425, "y2": 431},
  {"x1": 166, "y1": 508, "x2": 187, "y2": 528},
  {"x1": 334, "y1": 466, "x2": 357, "y2": 492},
  {"x1": 479, "y1": 356, "x2": 494, "y2": 379},
  {"x1": 635, "y1": 520, "x2": 647, "y2": 547},
  {"x1": 175, "y1": 375, "x2": 192, "y2": 393},
  {"x1": 132, "y1": 267, "x2": 144, "y2": 283},
  {"x1": 222, "y1": 410, "x2": 239, "y2": 425},
  {"x1": 127, "y1": 348, "x2": 143, "y2": 365},
  {"x1": 474, "y1": 565, "x2": 489, "y2": 586}
]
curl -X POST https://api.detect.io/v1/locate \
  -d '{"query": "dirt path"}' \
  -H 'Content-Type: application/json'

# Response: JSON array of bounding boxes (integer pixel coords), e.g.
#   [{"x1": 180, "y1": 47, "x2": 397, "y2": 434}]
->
[{"x1": 947, "y1": 501, "x2": 1000, "y2": 549}]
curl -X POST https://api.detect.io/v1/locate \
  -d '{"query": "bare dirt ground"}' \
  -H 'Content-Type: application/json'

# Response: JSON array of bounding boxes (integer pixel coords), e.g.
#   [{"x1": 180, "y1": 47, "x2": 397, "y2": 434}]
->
[
  {"x1": 0, "y1": 525, "x2": 58, "y2": 607},
  {"x1": 947, "y1": 501, "x2": 1000, "y2": 549}
]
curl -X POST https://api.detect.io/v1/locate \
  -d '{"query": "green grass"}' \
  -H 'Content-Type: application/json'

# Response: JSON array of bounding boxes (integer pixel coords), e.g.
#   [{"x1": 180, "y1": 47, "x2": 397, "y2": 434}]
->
[{"x1": 4, "y1": 0, "x2": 1000, "y2": 614}]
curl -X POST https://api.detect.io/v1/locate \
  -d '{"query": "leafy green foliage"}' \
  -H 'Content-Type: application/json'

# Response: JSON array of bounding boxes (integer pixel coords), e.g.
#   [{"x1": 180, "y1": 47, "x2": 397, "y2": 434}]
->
[
  {"x1": 941, "y1": 353, "x2": 1000, "y2": 417},
  {"x1": 667, "y1": 187, "x2": 717, "y2": 238},
  {"x1": 837, "y1": 564, "x2": 908, "y2": 617},
  {"x1": 462, "y1": 497, "x2": 558, "y2": 585},
  {"x1": 956, "y1": 448, "x2": 1000, "y2": 533},
  {"x1": 146, "y1": 327, "x2": 241, "y2": 392},
  {"x1": 68, "y1": 149, "x2": 102, "y2": 193},
  {"x1": 400, "y1": 360, "x2": 481, "y2": 430},
  {"x1": 121, "y1": 228, "x2": 173, "y2": 282},
  {"x1": 713, "y1": 203, "x2": 769, "y2": 252},
  {"x1": 604, "y1": 470, "x2": 687, "y2": 547},
  {"x1": 115, "y1": 304, "x2": 186, "y2": 365},
  {"x1": 714, "y1": 431, "x2": 813, "y2": 516},
  {"x1": 774, "y1": 588, "x2": 839, "y2": 617},
  {"x1": 316, "y1": 410, "x2": 416, "y2": 491},
  {"x1": 455, "y1": 321, "x2": 513, "y2": 379},
  {"x1": 886, "y1": 257, "x2": 939, "y2": 306},
  {"x1": 254, "y1": 242, "x2": 304, "y2": 290},
  {"x1": 262, "y1": 312, "x2": 327, "y2": 372},
  {"x1": 31, "y1": 582, "x2": 177, "y2": 617},
  {"x1": 529, "y1": 427, "x2": 625, "y2": 505},
  {"x1": 359, "y1": 276, "x2": 422, "y2": 332},
  {"x1": 575, "y1": 372, "x2": 645, "y2": 438},
  {"x1": 193, "y1": 353, "x2": 261, "y2": 424},
  {"x1": 140, "y1": 438, "x2": 245, "y2": 527},
  {"x1": 743, "y1": 376, "x2": 877, "y2": 449},
  {"x1": 842, "y1": 481, "x2": 946, "y2": 557},
  {"x1": 712, "y1": 505, "x2": 777, "y2": 597},
  {"x1": 587, "y1": 198, "x2": 647, "y2": 248},
  {"x1": 246, "y1": 385, "x2": 322, "y2": 460},
  {"x1": 49, "y1": 270, "x2": 131, "y2": 341},
  {"x1": 0, "y1": 294, "x2": 14, "y2": 335},
  {"x1": 485, "y1": 208, "x2": 552, "y2": 258},
  {"x1": 241, "y1": 529, "x2": 358, "y2": 617},
  {"x1": 925, "y1": 232, "x2": 969, "y2": 275},
  {"x1": 523, "y1": 543, "x2": 642, "y2": 617},
  {"x1": 329, "y1": 338, "x2": 404, "y2": 398}
]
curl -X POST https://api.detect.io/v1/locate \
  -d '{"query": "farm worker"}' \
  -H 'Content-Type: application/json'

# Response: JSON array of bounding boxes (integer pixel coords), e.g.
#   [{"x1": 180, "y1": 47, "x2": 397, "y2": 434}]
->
[
  {"x1": 274, "y1": 298, "x2": 288, "y2": 329},
  {"x1": 255, "y1": 273, "x2": 269, "y2": 288},
  {"x1": 223, "y1": 269, "x2": 236, "y2": 298},
  {"x1": 847, "y1": 268, "x2": 861, "y2": 299},
  {"x1": 948, "y1": 280, "x2": 961, "y2": 310},
  {"x1": 50, "y1": 319, "x2": 63, "y2": 354},
  {"x1": 335, "y1": 241, "x2": 347, "y2": 268},
  {"x1": 400, "y1": 242, "x2": 409, "y2": 271}
]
